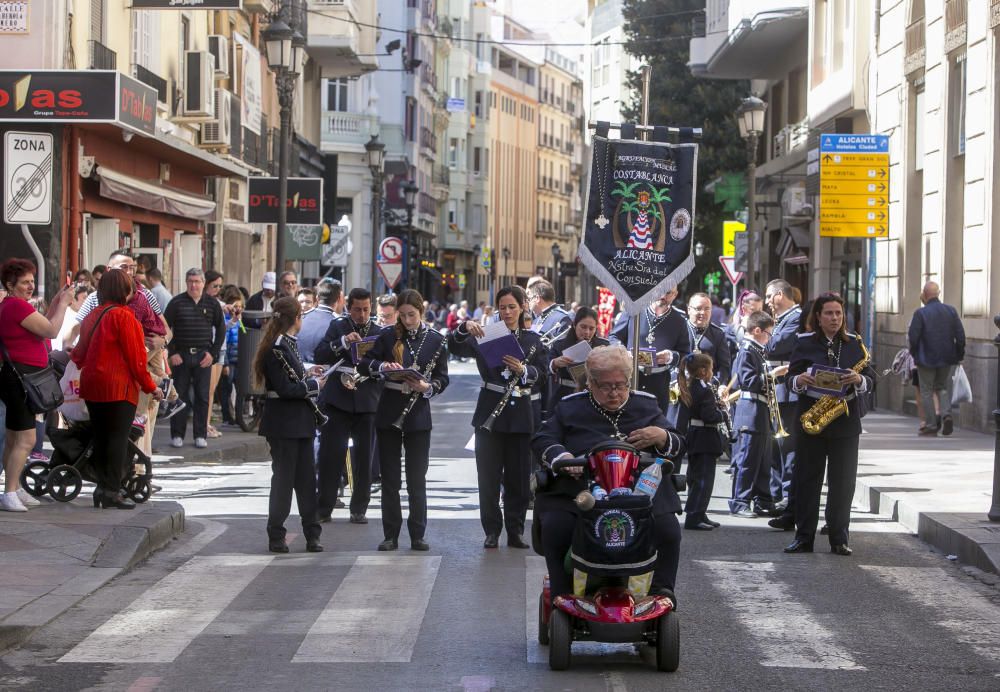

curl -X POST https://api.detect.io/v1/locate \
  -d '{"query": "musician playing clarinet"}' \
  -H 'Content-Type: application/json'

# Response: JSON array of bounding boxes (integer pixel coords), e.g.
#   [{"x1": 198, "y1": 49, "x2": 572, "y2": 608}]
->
[
  {"x1": 359, "y1": 290, "x2": 449, "y2": 552},
  {"x1": 252, "y1": 297, "x2": 328, "y2": 554},
  {"x1": 449, "y1": 286, "x2": 549, "y2": 549}
]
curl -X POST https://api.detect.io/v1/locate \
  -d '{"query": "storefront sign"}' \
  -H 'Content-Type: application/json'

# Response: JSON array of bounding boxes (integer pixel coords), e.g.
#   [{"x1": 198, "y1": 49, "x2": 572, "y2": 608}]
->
[
  {"x1": 0, "y1": 71, "x2": 156, "y2": 135},
  {"x1": 248, "y1": 177, "x2": 323, "y2": 226},
  {"x1": 580, "y1": 134, "x2": 698, "y2": 314},
  {"x1": 233, "y1": 33, "x2": 261, "y2": 135},
  {"x1": 0, "y1": 1, "x2": 28, "y2": 33},
  {"x1": 131, "y1": 0, "x2": 242, "y2": 8},
  {"x1": 3, "y1": 131, "x2": 52, "y2": 225}
]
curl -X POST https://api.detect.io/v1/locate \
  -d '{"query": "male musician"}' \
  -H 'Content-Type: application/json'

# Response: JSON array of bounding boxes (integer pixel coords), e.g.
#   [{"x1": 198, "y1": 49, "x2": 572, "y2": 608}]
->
[
  {"x1": 610, "y1": 288, "x2": 691, "y2": 413},
  {"x1": 313, "y1": 288, "x2": 381, "y2": 524},
  {"x1": 686, "y1": 292, "x2": 731, "y2": 385},
  {"x1": 764, "y1": 279, "x2": 802, "y2": 525},
  {"x1": 376, "y1": 294, "x2": 398, "y2": 327},
  {"x1": 527, "y1": 280, "x2": 572, "y2": 420},
  {"x1": 729, "y1": 310, "x2": 775, "y2": 518},
  {"x1": 297, "y1": 281, "x2": 343, "y2": 364}
]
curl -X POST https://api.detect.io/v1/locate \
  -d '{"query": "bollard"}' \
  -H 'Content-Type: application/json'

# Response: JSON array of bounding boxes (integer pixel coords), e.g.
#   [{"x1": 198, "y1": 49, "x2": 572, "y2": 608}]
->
[{"x1": 990, "y1": 315, "x2": 1000, "y2": 521}]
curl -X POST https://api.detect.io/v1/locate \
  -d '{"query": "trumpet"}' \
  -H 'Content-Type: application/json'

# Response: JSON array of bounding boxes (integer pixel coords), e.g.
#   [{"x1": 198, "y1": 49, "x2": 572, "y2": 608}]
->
[
  {"x1": 541, "y1": 324, "x2": 571, "y2": 346},
  {"x1": 709, "y1": 382, "x2": 734, "y2": 441},
  {"x1": 764, "y1": 370, "x2": 790, "y2": 439},
  {"x1": 340, "y1": 369, "x2": 369, "y2": 390}
]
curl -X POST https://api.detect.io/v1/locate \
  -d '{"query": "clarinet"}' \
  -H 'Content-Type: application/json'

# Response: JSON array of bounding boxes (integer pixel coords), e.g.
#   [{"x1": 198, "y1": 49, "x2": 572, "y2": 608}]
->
[
  {"x1": 271, "y1": 346, "x2": 329, "y2": 427},
  {"x1": 481, "y1": 343, "x2": 539, "y2": 432},
  {"x1": 391, "y1": 336, "x2": 447, "y2": 431}
]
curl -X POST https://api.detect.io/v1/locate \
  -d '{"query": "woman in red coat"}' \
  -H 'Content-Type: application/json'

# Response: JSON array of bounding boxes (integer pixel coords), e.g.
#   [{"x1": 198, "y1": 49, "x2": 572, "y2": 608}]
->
[{"x1": 72, "y1": 269, "x2": 162, "y2": 509}]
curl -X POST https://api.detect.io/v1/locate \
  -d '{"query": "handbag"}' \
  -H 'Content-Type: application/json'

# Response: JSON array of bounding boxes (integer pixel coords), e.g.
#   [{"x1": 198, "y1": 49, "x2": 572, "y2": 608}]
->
[{"x1": 0, "y1": 345, "x2": 64, "y2": 415}]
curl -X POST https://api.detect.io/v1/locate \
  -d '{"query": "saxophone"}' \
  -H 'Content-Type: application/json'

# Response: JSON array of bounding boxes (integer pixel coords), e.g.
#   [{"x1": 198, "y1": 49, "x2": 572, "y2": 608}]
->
[{"x1": 800, "y1": 338, "x2": 871, "y2": 435}]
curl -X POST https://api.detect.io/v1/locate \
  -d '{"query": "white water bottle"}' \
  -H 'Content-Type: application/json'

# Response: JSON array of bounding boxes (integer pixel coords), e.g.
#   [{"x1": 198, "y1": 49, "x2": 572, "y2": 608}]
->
[{"x1": 635, "y1": 459, "x2": 664, "y2": 497}]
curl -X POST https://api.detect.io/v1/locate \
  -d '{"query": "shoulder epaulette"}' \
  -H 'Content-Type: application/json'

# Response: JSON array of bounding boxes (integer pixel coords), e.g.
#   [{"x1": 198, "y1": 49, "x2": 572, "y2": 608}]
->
[
  {"x1": 563, "y1": 391, "x2": 588, "y2": 401},
  {"x1": 275, "y1": 335, "x2": 285, "y2": 346},
  {"x1": 633, "y1": 390, "x2": 657, "y2": 399},
  {"x1": 846, "y1": 332, "x2": 859, "y2": 339},
  {"x1": 798, "y1": 332, "x2": 814, "y2": 338}
]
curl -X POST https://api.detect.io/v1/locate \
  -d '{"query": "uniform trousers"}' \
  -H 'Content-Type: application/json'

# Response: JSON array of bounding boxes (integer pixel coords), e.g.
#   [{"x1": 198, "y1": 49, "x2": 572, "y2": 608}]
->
[
  {"x1": 85, "y1": 400, "x2": 137, "y2": 493},
  {"x1": 793, "y1": 433, "x2": 860, "y2": 546},
  {"x1": 169, "y1": 352, "x2": 211, "y2": 441},
  {"x1": 317, "y1": 407, "x2": 373, "y2": 517},
  {"x1": 266, "y1": 436, "x2": 321, "y2": 543},
  {"x1": 729, "y1": 430, "x2": 772, "y2": 513},
  {"x1": 539, "y1": 509, "x2": 681, "y2": 600},
  {"x1": 377, "y1": 428, "x2": 430, "y2": 541},
  {"x1": 684, "y1": 452, "x2": 719, "y2": 516},
  {"x1": 768, "y1": 403, "x2": 797, "y2": 503},
  {"x1": 475, "y1": 429, "x2": 531, "y2": 538}
]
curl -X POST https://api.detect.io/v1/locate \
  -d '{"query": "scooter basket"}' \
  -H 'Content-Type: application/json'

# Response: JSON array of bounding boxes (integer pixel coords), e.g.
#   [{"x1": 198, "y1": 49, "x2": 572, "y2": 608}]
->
[{"x1": 570, "y1": 495, "x2": 657, "y2": 577}]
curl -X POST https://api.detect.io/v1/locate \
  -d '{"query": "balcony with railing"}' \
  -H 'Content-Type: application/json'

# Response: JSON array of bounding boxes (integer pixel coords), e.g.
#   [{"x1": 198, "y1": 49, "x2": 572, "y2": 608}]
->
[
  {"x1": 89, "y1": 40, "x2": 117, "y2": 70},
  {"x1": 307, "y1": 0, "x2": 378, "y2": 77},
  {"x1": 419, "y1": 127, "x2": 437, "y2": 154},
  {"x1": 433, "y1": 165, "x2": 450, "y2": 187},
  {"x1": 944, "y1": 0, "x2": 967, "y2": 53},
  {"x1": 904, "y1": 16, "x2": 926, "y2": 75},
  {"x1": 418, "y1": 191, "x2": 436, "y2": 216},
  {"x1": 322, "y1": 111, "x2": 379, "y2": 151}
]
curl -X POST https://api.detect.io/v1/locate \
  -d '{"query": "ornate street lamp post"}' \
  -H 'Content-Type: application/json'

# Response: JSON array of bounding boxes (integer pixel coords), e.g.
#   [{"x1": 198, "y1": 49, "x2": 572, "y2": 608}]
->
[
  {"x1": 365, "y1": 134, "x2": 386, "y2": 292},
  {"x1": 736, "y1": 95, "x2": 767, "y2": 290}
]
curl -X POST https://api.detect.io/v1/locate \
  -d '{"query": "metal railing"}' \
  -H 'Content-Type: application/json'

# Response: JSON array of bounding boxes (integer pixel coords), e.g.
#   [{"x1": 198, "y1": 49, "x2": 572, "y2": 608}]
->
[
  {"x1": 904, "y1": 18, "x2": 926, "y2": 75},
  {"x1": 433, "y1": 165, "x2": 450, "y2": 186},
  {"x1": 89, "y1": 40, "x2": 117, "y2": 70},
  {"x1": 134, "y1": 64, "x2": 168, "y2": 103}
]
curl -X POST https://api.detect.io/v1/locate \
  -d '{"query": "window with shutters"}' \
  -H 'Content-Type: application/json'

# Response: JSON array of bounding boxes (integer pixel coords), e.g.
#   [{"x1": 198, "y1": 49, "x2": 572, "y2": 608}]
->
[
  {"x1": 131, "y1": 10, "x2": 159, "y2": 72},
  {"x1": 326, "y1": 79, "x2": 349, "y2": 112},
  {"x1": 90, "y1": 0, "x2": 105, "y2": 42}
]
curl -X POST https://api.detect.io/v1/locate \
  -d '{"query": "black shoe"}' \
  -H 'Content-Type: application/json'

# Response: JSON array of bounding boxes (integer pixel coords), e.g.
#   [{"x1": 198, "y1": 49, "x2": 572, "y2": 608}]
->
[
  {"x1": 684, "y1": 518, "x2": 715, "y2": 531},
  {"x1": 754, "y1": 501, "x2": 782, "y2": 518},
  {"x1": 768, "y1": 514, "x2": 795, "y2": 531},
  {"x1": 306, "y1": 540, "x2": 324, "y2": 553},
  {"x1": 918, "y1": 426, "x2": 939, "y2": 436},
  {"x1": 269, "y1": 539, "x2": 289, "y2": 554},
  {"x1": 831, "y1": 544, "x2": 853, "y2": 556},
  {"x1": 319, "y1": 514, "x2": 332, "y2": 524},
  {"x1": 783, "y1": 538, "x2": 814, "y2": 553},
  {"x1": 371, "y1": 483, "x2": 381, "y2": 494},
  {"x1": 410, "y1": 538, "x2": 430, "y2": 551},
  {"x1": 820, "y1": 524, "x2": 830, "y2": 535},
  {"x1": 349, "y1": 513, "x2": 368, "y2": 524},
  {"x1": 483, "y1": 533, "x2": 499, "y2": 549},
  {"x1": 95, "y1": 491, "x2": 136, "y2": 510},
  {"x1": 335, "y1": 499, "x2": 346, "y2": 509},
  {"x1": 508, "y1": 535, "x2": 530, "y2": 549},
  {"x1": 941, "y1": 416, "x2": 954, "y2": 436},
  {"x1": 377, "y1": 538, "x2": 398, "y2": 551},
  {"x1": 701, "y1": 514, "x2": 721, "y2": 528}
]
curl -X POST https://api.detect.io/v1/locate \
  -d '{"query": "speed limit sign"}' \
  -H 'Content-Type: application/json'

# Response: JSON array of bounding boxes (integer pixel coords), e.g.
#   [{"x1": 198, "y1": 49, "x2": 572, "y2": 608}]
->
[{"x1": 4, "y1": 131, "x2": 53, "y2": 225}]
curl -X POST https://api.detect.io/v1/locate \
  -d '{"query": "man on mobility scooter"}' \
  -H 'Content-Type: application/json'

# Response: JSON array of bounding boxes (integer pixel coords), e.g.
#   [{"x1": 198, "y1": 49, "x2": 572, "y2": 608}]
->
[{"x1": 531, "y1": 345, "x2": 686, "y2": 671}]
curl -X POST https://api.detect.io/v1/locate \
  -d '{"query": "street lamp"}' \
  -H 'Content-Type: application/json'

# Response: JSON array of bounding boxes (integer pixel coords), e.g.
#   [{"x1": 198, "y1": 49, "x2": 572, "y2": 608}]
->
[
  {"x1": 263, "y1": 15, "x2": 302, "y2": 279},
  {"x1": 551, "y1": 242, "x2": 562, "y2": 303},
  {"x1": 365, "y1": 134, "x2": 386, "y2": 291},
  {"x1": 402, "y1": 179, "x2": 418, "y2": 290},
  {"x1": 694, "y1": 241, "x2": 705, "y2": 257},
  {"x1": 502, "y1": 246, "x2": 511, "y2": 287},
  {"x1": 736, "y1": 95, "x2": 767, "y2": 290}
]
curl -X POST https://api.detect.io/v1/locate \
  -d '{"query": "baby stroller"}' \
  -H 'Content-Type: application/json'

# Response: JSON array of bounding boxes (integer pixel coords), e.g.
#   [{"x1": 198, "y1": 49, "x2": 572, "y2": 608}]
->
[
  {"x1": 20, "y1": 418, "x2": 154, "y2": 503},
  {"x1": 534, "y1": 441, "x2": 684, "y2": 672}
]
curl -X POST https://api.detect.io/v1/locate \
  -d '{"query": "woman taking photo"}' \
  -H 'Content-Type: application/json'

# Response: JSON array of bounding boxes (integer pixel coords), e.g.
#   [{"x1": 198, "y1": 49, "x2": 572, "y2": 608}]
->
[
  {"x1": 360, "y1": 289, "x2": 449, "y2": 552},
  {"x1": 252, "y1": 297, "x2": 326, "y2": 554},
  {"x1": 546, "y1": 306, "x2": 608, "y2": 411},
  {"x1": 449, "y1": 286, "x2": 549, "y2": 549},
  {"x1": 72, "y1": 269, "x2": 163, "y2": 509},
  {"x1": 0, "y1": 259, "x2": 73, "y2": 511}
]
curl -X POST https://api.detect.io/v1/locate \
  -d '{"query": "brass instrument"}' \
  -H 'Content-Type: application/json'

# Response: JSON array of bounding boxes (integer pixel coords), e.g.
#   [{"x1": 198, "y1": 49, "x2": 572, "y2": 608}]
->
[
  {"x1": 340, "y1": 369, "x2": 370, "y2": 390},
  {"x1": 540, "y1": 323, "x2": 571, "y2": 347},
  {"x1": 668, "y1": 380, "x2": 680, "y2": 405},
  {"x1": 709, "y1": 382, "x2": 734, "y2": 441},
  {"x1": 801, "y1": 338, "x2": 871, "y2": 435},
  {"x1": 392, "y1": 337, "x2": 447, "y2": 431},
  {"x1": 481, "y1": 343, "x2": 539, "y2": 432},
  {"x1": 764, "y1": 369, "x2": 790, "y2": 439},
  {"x1": 271, "y1": 346, "x2": 329, "y2": 427}
]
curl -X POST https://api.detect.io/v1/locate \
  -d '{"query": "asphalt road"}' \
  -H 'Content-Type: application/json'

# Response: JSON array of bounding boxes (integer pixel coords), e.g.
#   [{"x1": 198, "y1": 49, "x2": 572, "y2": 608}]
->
[{"x1": 2, "y1": 367, "x2": 1000, "y2": 691}]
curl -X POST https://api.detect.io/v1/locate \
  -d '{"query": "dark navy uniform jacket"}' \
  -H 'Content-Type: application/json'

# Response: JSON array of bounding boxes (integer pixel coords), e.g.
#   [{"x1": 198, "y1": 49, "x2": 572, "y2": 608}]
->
[
  {"x1": 313, "y1": 316, "x2": 382, "y2": 414},
  {"x1": 766, "y1": 305, "x2": 802, "y2": 403},
  {"x1": 448, "y1": 323, "x2": 549, "y2": 434},
  {"x1": 681, "y1": 379, "x2": 726, "y2": 456},
  {"x1": 359, "y1": 325, "x2": 449, "y2": 433},
  {"x1": 610, "y1": 305, "x2": 691, "y2": 410},
  {"x1": 258, "y1": 334, "x2": 322, "y2": 440},
  {"x1": 547, "y1": 334, "x2": 610, "y2": 411},
  {"x1": 532, "y1": 390, "x2": 685, "y2": 516},
  {"x1": 533, "y1": 304, "x2": 573, "y2": 342},
  {"x1": 732, "y1": 339, "x2": 771, "y2": 433},
  {"x1": 687, "y1": 320, "x2": 731, "y2": 385},
  {"x1": 789, "y1": 331, "x2": 876, "y2": 439}
]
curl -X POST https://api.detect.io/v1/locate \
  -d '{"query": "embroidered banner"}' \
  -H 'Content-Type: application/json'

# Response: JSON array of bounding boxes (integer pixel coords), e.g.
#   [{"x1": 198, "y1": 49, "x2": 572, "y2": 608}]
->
[
  {"x1": 580, "y1": 135, "x2": 698, "y2": 314},
  {"x1": 596, "y1": 287, "x2": 617, "y2": 338}
]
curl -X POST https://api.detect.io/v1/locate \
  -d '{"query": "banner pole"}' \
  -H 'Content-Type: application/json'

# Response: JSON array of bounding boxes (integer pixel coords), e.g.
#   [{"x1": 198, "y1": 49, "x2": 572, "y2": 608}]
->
[{"x1": 632, "y1": 64, "x2": 653, "y2": 387}]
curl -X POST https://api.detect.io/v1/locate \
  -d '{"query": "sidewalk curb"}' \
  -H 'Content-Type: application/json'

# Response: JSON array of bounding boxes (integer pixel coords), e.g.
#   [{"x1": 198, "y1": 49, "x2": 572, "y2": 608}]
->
[
  {"x1": 855, "y1": 477, "x2": 1000, "y2": 575},
  {"x1": 0, "y1": 501, "x2": 185, "y2": 654},
  {"x1": 158, "y1": 436, "x2": 271, "y2": 466}
]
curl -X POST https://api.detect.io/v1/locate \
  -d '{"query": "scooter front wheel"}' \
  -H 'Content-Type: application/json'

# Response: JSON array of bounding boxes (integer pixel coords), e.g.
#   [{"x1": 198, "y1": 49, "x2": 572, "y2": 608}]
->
[
  {"x1": 656, "y1": 610, "x2": 680, "y2": 672},
  {"x1": 548, "y1": 609, "x2": 572, "y2": 670}
]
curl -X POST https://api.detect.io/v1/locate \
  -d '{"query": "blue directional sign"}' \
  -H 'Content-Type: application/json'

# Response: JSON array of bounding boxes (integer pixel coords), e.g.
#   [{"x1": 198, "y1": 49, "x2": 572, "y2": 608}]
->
[{"x1": 820, "y1": 134, "x2": 889, "y2": 154}]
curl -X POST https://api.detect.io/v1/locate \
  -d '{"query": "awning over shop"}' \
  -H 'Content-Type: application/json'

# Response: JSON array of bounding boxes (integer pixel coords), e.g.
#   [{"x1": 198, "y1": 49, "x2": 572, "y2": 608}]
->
[
  {"x1": 777, "y1": 225, "x2": 812, "y2": 266},
  {"x1": 97, "y1": 166, "x2": 216, "y2": 221}
]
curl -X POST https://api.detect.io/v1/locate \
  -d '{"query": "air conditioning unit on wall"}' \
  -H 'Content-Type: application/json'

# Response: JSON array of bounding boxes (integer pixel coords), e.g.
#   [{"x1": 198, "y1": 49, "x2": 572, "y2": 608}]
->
[
  {"x1": 182, "y1": 51, "x2": 215, "y2": 118},
  {"x1": 208, "y1": 35, "x2": 229, "y2": 78},
  {"x1": 201, "y1": 89, "x2": 232, "y2": 147}
]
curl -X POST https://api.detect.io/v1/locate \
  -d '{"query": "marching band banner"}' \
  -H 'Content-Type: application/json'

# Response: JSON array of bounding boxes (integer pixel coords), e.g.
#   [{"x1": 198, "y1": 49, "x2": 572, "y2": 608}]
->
[{"x1": 580, "y1": 133, "x2": 698, "y2": 314}]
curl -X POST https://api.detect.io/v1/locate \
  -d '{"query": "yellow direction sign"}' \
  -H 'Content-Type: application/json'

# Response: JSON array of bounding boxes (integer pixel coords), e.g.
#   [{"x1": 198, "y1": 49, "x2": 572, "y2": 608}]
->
[
  {"x1": 722, "y1": 220, "x2": 745, "y2": 257},
  {"x1": 820, "y1": 134, "x2": 889, "y2": 237}
]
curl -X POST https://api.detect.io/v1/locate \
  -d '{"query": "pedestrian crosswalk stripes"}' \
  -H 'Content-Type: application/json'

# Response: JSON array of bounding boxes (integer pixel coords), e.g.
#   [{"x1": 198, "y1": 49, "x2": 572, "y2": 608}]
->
[
  {"x1": 862, "y1": 566, "x2": 1000, "y2": 665},
  {"x1": 292, "y1": 555, "x2": 442, "y2": 663},
  {"x1": 696, "y1": 560, "x2": 867, "y2": 670},
  {"x1": 59, "y1": 556, "x2": 274, "y2": 664}
]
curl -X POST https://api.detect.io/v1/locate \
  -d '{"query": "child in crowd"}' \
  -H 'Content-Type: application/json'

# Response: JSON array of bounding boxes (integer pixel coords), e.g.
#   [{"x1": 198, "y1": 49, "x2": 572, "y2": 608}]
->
[{"x1": 677, "y1": 353, "x2": 726, "y2": 530}]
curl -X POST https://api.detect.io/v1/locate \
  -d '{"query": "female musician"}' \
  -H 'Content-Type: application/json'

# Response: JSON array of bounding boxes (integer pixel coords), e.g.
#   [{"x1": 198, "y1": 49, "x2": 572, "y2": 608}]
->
[
  {"x1": 449, "y1": 286, "x2": 549, "y2": 549},
  {"x1": 252, "y1": 297, "x2": 327, "y2": 554},
  {"x1": 360, "y1": 290, "x2": 449, "y2": 552},
  {"x1": 546, "y1": 307, "x2": 609, "y2": 411},
  {"x1": 784, "y1": 292, "x2": 876, "y2": 557},
  {"x1": 676, "y1": 353, "x2": 725, "y2": 531}
]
